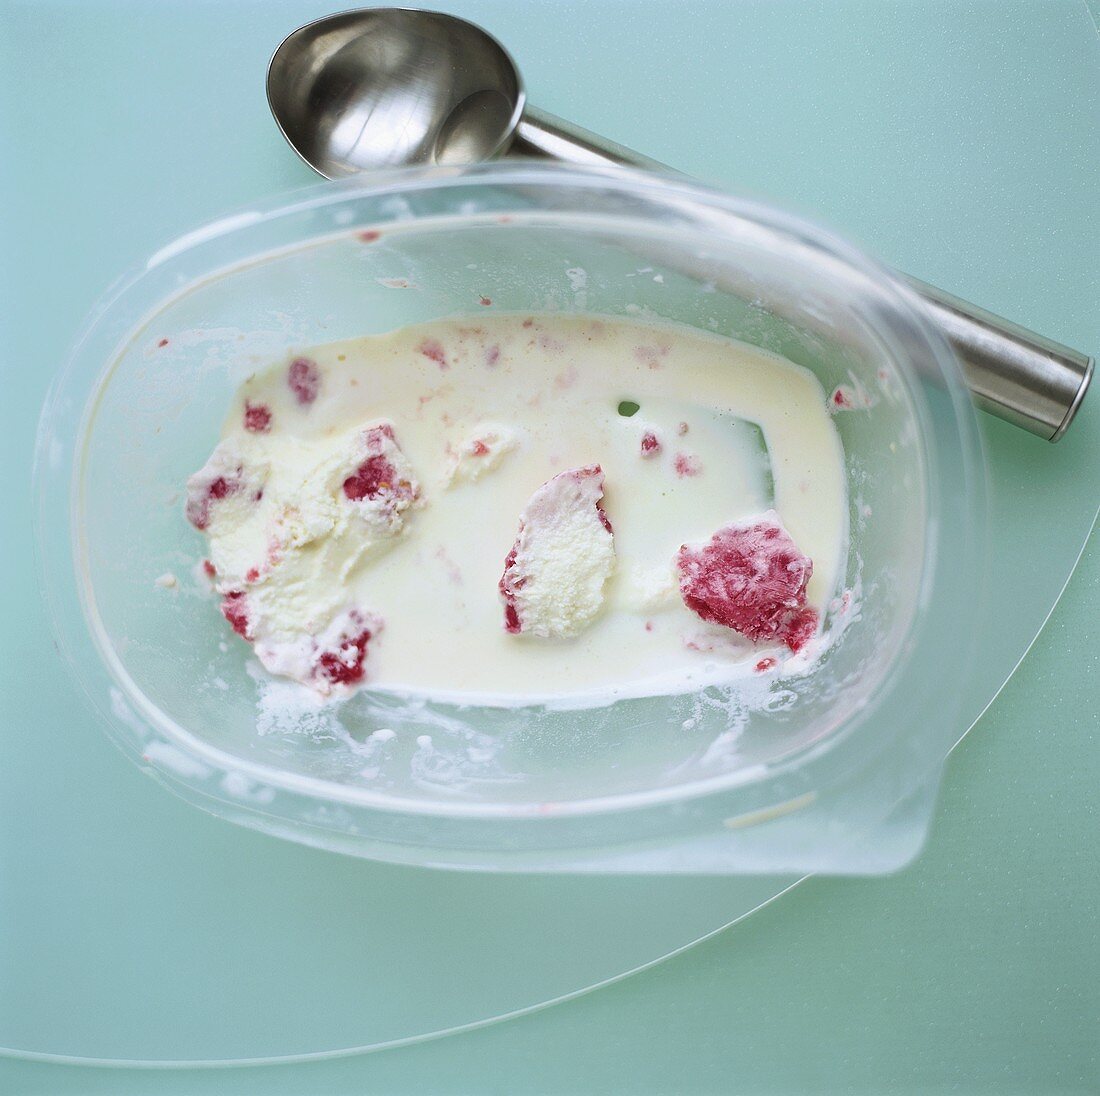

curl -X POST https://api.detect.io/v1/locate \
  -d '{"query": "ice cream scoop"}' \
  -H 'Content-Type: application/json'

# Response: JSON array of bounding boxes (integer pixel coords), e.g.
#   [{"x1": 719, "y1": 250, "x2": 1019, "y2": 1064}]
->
[{"x1": 267, "y1": 7, "x2": 1092, "y2": 442}]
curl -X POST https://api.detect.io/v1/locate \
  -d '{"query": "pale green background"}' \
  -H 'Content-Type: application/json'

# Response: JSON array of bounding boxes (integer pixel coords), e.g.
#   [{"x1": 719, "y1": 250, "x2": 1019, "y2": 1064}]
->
[{"x1": 2, "y1": 0, "x2": 1098, "y2": 1091}]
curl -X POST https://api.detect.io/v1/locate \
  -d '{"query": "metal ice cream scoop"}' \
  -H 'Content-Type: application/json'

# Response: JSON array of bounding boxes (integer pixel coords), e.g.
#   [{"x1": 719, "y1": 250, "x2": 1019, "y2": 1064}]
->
[{"x1": 267, "y1": 7, "x2": 1093, "y2": 440}]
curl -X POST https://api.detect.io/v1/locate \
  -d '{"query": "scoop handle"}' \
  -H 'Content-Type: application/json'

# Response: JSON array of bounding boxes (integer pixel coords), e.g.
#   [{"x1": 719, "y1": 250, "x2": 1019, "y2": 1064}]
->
[{"x1": 513, "y1": 106, "x2": 1093, "y2": 441}]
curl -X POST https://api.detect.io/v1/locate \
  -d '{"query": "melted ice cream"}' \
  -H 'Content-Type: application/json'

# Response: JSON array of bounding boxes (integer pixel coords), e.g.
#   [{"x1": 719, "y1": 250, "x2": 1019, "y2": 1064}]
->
[{"x1": 187, "y1": 314, "x2": 847, "y2": 702}]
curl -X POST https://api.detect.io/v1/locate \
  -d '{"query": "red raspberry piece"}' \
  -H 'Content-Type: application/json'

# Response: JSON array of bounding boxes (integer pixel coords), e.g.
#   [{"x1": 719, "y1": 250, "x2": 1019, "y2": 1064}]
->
[
  {"x1": 243, "y1": 400, "x2": 272, "y2": 433},
  {"x1": 342, "y1": 424, "x2": 414, "y2": 505},
  {"x1": 308, "y1": 611, "x2": 382, "y2": 688},
  {"x1": 287, "y1": 357, "x2": 321, "y2": 405},
  {"x1": 209, "y1": 477, "x2": 232, "y2": 500},
  {"x1": 186, "y1": 473, "x2": 238, "y2": 530},
  {"x1": 341, "y1": 424, "x2": 407, "y2": 501},
  {"x1": 499, "y1": 545, "x2": 524, "y2": 634},
  {"x1": 343, "y1": 455, "x2": 396, "y2": 501},
  {"x1": 782, "y1": 606, "x2": 819, "y2": 653},
  {"x1": 676, "y1": 517, "x2": 817, "y2": 651},
  {"x1": 220, "y1": 591, "x2": 252, "y2": 640},
  {"x1": 640, "y1": 430, "x2": 662, "y2": 457},
  {"x1": 418, "y1": 338, "x2": 448, "y2": 369},
  {"x1": 315, "y1": 626, "x2": 374, "y2": 686}
]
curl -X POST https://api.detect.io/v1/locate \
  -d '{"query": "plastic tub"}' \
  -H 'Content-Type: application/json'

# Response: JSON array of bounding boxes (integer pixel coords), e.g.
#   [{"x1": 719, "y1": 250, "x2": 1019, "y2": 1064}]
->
[{"x1": 34, "y1": 162, "x2": 986, "y2": 873}]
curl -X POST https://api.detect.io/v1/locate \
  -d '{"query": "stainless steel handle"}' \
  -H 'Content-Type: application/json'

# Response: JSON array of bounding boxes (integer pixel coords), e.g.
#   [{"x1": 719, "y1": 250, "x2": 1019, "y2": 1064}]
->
[
  {"x1": 515, "y1": 106, "x2": 674, "y2": 173},
  {"x1": 513, "y1": 107, "x2": 1093, "y2": 441},
  {"x1": 901, "y1": 276, "x2": 1093, "y2": 441}
]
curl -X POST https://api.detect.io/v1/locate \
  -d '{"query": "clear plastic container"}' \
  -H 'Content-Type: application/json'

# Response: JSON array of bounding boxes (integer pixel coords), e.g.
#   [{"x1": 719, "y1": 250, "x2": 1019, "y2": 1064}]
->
[{"x1": 34, "y1": 163, "x2": 986, "y2": 873}]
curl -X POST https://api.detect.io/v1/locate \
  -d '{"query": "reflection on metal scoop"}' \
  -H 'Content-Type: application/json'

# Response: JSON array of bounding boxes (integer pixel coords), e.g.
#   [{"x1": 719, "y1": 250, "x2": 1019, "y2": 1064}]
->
[
  {"x1": 266, "y1": 7, "x2": 666, "y2": 177},
  {"x1": 267, "y1": 7, "x2": 1092, "y2": 441}
]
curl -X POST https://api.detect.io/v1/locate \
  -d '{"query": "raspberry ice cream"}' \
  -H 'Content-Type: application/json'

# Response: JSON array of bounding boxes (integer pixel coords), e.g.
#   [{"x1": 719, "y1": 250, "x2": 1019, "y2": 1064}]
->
[
  {"x1": 185, "y1": 440, "x2": 268, "y2": 534},
  {"x1": 499, "y1": 465, "x2": 615, "y2": 638},
  {"x1": 341, "y1": 422, "x2": 421, "y2": 527},
  {"x1": 187, "y1": 413, "x2": 421, "y2": 693},
  {"x1": 253, "y1": 606, "x2": 384, "y2": 693},
  {"x1": 185, "y1": 314, "x2": 845, "y2": 701},
  {"x1": 675, "y1": 513, "x2": 819, "y2": 652}
]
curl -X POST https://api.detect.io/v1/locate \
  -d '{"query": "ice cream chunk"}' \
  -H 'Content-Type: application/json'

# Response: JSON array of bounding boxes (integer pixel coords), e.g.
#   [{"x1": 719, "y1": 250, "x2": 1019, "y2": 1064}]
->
[
  {"x1": 185, "y1": 440, "x2": 268, "y2": 535},
  {"x1": 499, "y1": 465, "x2": 616, "y2": 638},
  {"x1": 444, "y1": 424, "x2": 518, "y2": 486},
  {"x1": 675, "y1": 512, "x2": 818, "y2": 652},
  {"x1": 254, "y1": 606, "x2": 384, "y2": 696},
  {"x1": 639, "y1": 428, "x2": 662, "y2": 458},
  {"x1": 189, "y1": 420, "x2": 420, "y2": 692},
  {"x1": 185, "y1": 441, "x2": 272, "y2": 587},
  {"x1": 340, "y1": 422, "x2": 421, "y2": 529}
]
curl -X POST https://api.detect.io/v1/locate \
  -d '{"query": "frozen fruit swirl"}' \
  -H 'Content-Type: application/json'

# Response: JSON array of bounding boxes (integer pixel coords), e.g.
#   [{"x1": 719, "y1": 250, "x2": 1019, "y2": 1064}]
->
[
  {"x1": 675, "y1": 513, "x2": 819, "y2": 652},
  {"x1": 499, "y1": 465, "x2": 616, "y2": 639}
]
